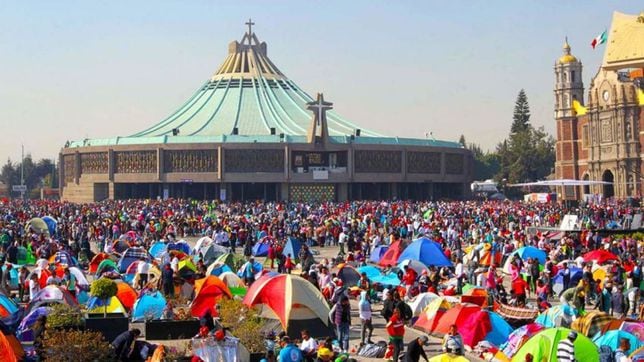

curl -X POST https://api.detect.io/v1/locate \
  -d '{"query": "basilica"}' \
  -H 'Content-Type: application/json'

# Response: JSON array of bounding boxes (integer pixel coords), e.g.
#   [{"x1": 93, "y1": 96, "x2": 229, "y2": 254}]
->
[{"x1": 554, "y1": 11, "x2": 644, "y2": 200}]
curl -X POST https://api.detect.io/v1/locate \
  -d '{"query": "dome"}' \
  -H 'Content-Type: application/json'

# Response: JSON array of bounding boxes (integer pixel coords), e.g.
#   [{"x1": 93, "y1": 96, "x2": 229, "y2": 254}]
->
[{"x1": 559, "y1": 37, "x2": 578, "y2": 64}]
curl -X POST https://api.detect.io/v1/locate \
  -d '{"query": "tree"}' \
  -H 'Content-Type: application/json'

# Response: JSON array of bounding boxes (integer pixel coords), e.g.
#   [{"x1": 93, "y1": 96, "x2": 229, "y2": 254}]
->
[
  {"x1": 0, "y1": 159, "x2": 17, "y2": 187},
  {"x1": 511, "y1": 89, "x2": 531, "y2": 134},
  {"x1": 90, "y1": 278, "x2": 118, "y2": 317},
  {"x1": 458, "y1": 134, "x2": 467, "y2": 147}
]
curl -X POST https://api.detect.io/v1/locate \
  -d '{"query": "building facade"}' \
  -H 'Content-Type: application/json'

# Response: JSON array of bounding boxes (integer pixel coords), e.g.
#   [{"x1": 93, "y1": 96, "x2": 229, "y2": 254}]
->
[
  {"x1": 60, "y1": 24, "x2": 472, "y2": 202},
  {"x1": 554, "y1": 12, "x2": 644, "y2": 200}
]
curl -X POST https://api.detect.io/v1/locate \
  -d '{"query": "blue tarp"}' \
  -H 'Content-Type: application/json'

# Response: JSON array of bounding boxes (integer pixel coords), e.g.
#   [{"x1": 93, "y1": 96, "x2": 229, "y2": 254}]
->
[
  {"x1": 252, "y1": 242, "x2": 270, "y2": 257},
  {"x1": 369, "y1": 246, "x2": 388, "y2": 263},
  {"x1": 282, "y1": 237, "x2": 302, "y2": 259},
  {"x1": 131, "y1": 291, "x2": 167, "y2": 322},
  {"x1": 397, "y1": 237, "x2": 452, "y2": 267},
  {"x1": 357, "y1": 265, "x2": 400, "y2": 286}
]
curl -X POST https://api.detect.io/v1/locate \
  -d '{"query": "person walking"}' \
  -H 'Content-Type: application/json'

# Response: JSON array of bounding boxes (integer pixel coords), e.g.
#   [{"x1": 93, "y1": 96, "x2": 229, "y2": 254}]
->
[
  {"x1": 63, "y1": 268, "x2": 77, "y2": 297},
  {"x1": 332, "y1": 296, "x2": 351, "y2": 353},
  {"x1": 358, "y1": 291, "x2": 374, "y2": 345},
  {"x1": 386, "y1": 308, "x2": 405, "y2": 362},
  {"x1": 161, "y1": 263, "x2": 174, "y2": 297}
]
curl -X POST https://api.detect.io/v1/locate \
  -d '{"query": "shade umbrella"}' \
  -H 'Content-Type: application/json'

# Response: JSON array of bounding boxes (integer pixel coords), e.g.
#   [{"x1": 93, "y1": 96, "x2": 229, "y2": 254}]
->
[
  {"x1": 500, "y1": 323, "x2": 545, "y2": 358},
  {"x1": 583, "y1": 250, "x2": 618, "y2": 264},
  {"x1": 513, "y1": 327, "x2": 599, "y2": 362},
  {"x1": 502, "y1": 246, "x2": 546, "y2": 274},
  {"x1": 593, "y1": 330, "x2": 642, "y2": 356}
]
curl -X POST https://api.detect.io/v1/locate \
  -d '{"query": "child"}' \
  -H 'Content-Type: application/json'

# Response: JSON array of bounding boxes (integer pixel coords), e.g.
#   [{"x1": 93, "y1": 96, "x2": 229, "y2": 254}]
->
[{"x1": 284, "y1": 254, "x2": 293, "y2": 274}]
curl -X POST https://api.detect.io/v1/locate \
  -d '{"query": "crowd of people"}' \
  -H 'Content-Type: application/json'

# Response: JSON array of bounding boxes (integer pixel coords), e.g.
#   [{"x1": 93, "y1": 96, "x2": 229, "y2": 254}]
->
[{"x1": 0, "y1": 197, "x2": 642, "y2": 361}]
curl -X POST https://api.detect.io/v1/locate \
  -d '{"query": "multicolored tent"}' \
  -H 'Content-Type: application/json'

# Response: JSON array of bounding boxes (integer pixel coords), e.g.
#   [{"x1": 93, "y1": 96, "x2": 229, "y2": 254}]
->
[
  {"x1": 193, "y1": 237, "x2": 213, "y2": 254},
  {"x1": 16, "y1": 307, "x2": 50, "y2": 342},
  {"x1": 379, "y1": 240, "x2": 404, "y2": 267},
  {"x1": 243, "y1": 274, "x2": 332, "y2": 338},
  {"x1": 214, "y1": 253, "x2": 244, "y2": 270},
  {"x1": 593, "y1": 330, "x2": 642, "y2": 356},
  {"x1": 117, "y1": 247, "x2": 152, "y2": 273},
  {"x1": 513, "y1": 327, "x2": 599, "y2": 362},
  {"x1": 89, "y1": 253, "x2": 112, "y2": 273},
  {"x1": 500, "y1": 323, "x2": 544, "y2": 358},
  {"x1": 0, "y1": 294, "x2": 19, "y2": 318},
  {"x1": 282, "y1": 237, "x2": 302, "y2": 260},
  {"x1": 197, "y1": 243, "x2": 227, "y2": 265},
  {"x1": 167, "y1": 241, "x2": 191, "y2": 255},
  {"x1": 571, "y1": 311, "x2": 614, "y2": 337},
  {"x1": 190, "y1": 276, "x2": 232, "y2": 318},
  {"x1": 464, "y1": 243, "x2": 501, "y2": 267},
  {"x1": 552, "y1": 266, "x2": 584, "y2": 295},
  {"x1": 218, "y1": 272, "x2": 246, "y2": 296},
  {"x1": 414, "y1": 297, "x2": 453, "y2": 334},
  {"x1": 409, "y1": 292, "x2": 439, "y2": 317},
  {"x1": 398, "y1": 259, "x2": 429, "y2": 275},
  {"x1": 397, "y1": 237, "x2": 452, "y2": 267},
  {"x1": 50, "y1": 250, "x2": 77, "y2": 266},
  {"x1": 26, "y1": 217, "x2": 49, "y2": 235},
  {"x1": 149, "y1": 242, "x2": 167, "y2": 259},
  {"x1": 27, "y1": 285, "x2": 79, "y2": 313},
  {"x1": 86, "y1": 296, "x2": 127, "y2": 315},
  {"x1": 206, "y1": 261, "x2": 232, "y2": 276},
  {"x1": 131, "y1": 291, "x2": 166, "y2": 322},
  {"x1": 535, "y1": 305, "x2": 576, "y2": 328}
]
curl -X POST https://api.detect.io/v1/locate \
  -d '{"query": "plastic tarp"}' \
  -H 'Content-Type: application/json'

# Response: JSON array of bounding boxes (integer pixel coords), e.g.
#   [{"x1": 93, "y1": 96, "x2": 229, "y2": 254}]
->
[
  {"x1": 397, "y1": 237, "x2": 452, "y2": 267},
  {"x1": 369, "y1": 245, "x2": 388, "y2": 263},
  {"x1": 131, "y1": 291, "x2": 166, "y2": 322},
  {"x1": 357, "y1": 265, "x2": 400, "y2": 287},
  {"x1": 190, "y1": 276, "x2": 232, "y2": 318},
  {"x1": 513, "y1": 327, "x2": 599, "y2": 362},
  {"x1": 378, "y1": 240, "x2": 404, "y2": 267}
]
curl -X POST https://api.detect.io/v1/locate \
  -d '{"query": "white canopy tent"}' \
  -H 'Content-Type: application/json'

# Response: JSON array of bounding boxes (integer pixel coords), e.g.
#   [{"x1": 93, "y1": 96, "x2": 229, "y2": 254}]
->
[{"x1": 508, "y1": 179, "x2": 612, "y2": 187}]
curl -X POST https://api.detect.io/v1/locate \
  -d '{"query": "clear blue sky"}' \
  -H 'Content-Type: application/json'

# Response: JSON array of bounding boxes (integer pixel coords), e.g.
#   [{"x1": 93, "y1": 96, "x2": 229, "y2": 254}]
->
[{"x1": 0, "y1": 1, "x2": 641, "y2": 162}]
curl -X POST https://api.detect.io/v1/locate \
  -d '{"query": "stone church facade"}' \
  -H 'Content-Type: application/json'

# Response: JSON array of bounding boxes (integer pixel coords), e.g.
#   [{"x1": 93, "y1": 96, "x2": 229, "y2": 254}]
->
[{"x1": 554, "y1": 40, "x2": 644, "y2": 200}]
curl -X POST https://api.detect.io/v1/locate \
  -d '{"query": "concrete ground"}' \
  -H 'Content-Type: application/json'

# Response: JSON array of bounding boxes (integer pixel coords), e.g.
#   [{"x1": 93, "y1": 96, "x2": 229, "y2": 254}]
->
[{"x1": 133, "y1": 239, "x2": 485, "y2": 361}]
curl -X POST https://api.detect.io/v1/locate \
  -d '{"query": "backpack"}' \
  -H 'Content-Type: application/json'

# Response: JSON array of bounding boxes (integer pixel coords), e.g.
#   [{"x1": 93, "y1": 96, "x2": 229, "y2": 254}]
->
[
  {"x1": 399, "y1": 301, "x2": 413, "y2": 321},
  {"x1": 599, "y1": 345, "x2": 614, "y2": 362}
]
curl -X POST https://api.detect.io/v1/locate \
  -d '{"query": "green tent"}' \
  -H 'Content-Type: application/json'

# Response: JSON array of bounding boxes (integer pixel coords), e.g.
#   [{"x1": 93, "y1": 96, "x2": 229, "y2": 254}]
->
[
  {"x1": 96, "y1": 259, "x2": 118, "y2": 276},
  {"x1": 215, "y1": 253, "x2": 244, "y2": 270},
  {"x1": 513, "y1": 327, "x2": 599, "y2": 362}
]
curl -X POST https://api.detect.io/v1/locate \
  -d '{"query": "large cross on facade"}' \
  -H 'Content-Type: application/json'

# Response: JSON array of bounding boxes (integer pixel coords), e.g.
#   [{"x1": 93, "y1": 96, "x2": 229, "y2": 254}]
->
[
  {"x1": 306, "y1": 93, "x2": 333, "y2": 144},
  {"x1": 245, "y1": 18, "x2": 255, "y2": 37},
  {"x1": 307, "y1": 93, "x2": 333, "y2": 126}
]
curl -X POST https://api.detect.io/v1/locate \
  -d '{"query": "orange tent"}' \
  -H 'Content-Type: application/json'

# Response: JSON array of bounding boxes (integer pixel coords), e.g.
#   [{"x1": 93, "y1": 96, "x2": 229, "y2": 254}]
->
[
  {"x1": 0, "y1": 330, "x2": 17, "y2": 362},
  {"x1": 115, "y1": 281, "x2": 137, "y2": 310},
  {"x1": 190, "y1": 276, "x2": 232, "y2": 318},
  {"x1": 432, "y1": 303, "x2": 481, "y2": 335},
  {"x1": 414, "y1": 297, "x2": 452, "y2": 333}
]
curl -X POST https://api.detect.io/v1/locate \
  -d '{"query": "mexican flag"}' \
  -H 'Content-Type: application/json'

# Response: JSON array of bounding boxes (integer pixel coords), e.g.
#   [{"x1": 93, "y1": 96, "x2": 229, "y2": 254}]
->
[{"x1": 591, "y1": 30, "x2": 607, "y2": 49}]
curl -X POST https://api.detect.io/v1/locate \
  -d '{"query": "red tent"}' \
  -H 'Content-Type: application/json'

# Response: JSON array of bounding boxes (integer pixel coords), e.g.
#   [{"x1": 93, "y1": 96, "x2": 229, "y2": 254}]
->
[
  {"x1": 583, "y1": 250, "x2": 618, "y2": 264},
  {"x1": 89, "y1": 253, "x2": 111, "y2": 273},
  {"x1": 432, "y1": 303, "x2": 480, "y2": 335},
  {"x1": 114, "y1": 280, "x2": 137, "y2": 310},
  {"x1": 379, "y1": 240, "x2": 404, "y2": 267},
  {"x1": 190, "y1": 276, "x2": 232, "y2": 318}
]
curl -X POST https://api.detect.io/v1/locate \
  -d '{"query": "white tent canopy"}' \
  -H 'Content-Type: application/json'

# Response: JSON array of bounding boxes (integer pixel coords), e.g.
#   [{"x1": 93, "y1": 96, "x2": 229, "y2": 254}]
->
[{"x1": 508, "y1": 179, "x2": 612, "y2": 187}]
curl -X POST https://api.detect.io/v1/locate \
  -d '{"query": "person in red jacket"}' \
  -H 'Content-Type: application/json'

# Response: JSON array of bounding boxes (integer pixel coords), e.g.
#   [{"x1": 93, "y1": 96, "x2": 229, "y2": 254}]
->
[
  {"x1": 387, "y1": 308, "x2": 405, "y2": 362},
  {"x1": 402, "y1": 265, "x2": 417, "y2": 296},
  {"x1": 511, "y1": 274, "x2": 529, "y2": 306}
]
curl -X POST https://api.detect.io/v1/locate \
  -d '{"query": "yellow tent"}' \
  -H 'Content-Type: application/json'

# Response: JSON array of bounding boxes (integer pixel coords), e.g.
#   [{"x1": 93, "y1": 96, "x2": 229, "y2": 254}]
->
[
  {"x1": 87, "y1": 296, "x2": 127, "y2": 314},
  {"x1": 429, "y1": 354, "x2": 470, "y2": 362}
]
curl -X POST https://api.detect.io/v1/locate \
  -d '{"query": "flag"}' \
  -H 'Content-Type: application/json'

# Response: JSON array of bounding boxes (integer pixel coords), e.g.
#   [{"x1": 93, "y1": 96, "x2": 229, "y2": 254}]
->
[
  {"x1": 591, "y1": 30, "x2": 607, "y2": 49},
  {"x1": 573, "y1": 100, "x2": 587, "y2": 115}
]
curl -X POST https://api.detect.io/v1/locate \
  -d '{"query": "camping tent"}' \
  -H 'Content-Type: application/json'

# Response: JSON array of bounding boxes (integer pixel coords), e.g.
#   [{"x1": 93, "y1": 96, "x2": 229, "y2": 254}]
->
[
  {"x1": 51, "y1": 251, "x2": 77, "y2": 266},
  {"x1": 397, "y1": 237, "x2": 452, "y2": 267},
  {"x1": 502, "y1": 246, "x2": 547, "y2": 274},
  {"x1": 593, "y1": 330, "x2": 642, "y2": 356},
  {"x1": 193, "y1": 237, "x2": 213, "y2": 254},
  {"x1": 513, "y1": 327, "x2": 599, "y2": 362},
  {"x1": 551, "y1": 267, "x2": 583, "y2": 295},
  {"x1": 535, "y1": 305, "x2": 577, "y2": 328},
  {"x1": 197, "y1": 243, "x2": 227, "y2": 265},
  {"x1": 252, "y1": 242, "x2": 270, "y2": 257},
  {"x1": 414, "y1": 297, "x2": 453, "y2": 334},
  {"x1": 41, "y1": 216, "x2": 58, "y2": 236},
  {"x1": 500, "y1": 323, "x2": 545, "y2": 358},
  {"x1": 337, "y1": 264, "x2": 361, "y2": 287},
  {"x1": 583, "y1": 250, "x2": 619, "y2": 264},
  {"x1": 282, "y1": 237, "x2": 302, "y2": 260},
  {"x1": 117, "y1": 247, "x2": 152, "y2": 273},
  {"x1": 571, "y1": 311, "x2": 614, "y2": 337},
  {"x1": 243, "y1": 274, "x2": 333, "y2": 338},
  {"x1": 409, "y1": 292, "x2": 439, "y2": 317},
  {"x1": 215, "y1": 253, "x2": 244, "y2": 270},
  {"x1": 218, "y1": 272, "x2": 247, "y2": 296},
  {"x1": 206, "y1": 261, "x2": 232, "y2": 277},
  {"x1": 27, "y1": 285, "x2": 78, "y2": 313},
  {"x1": 431, "y1": 303, "x2": 481, "y2": 336},
  {"x1": 0, "y1": 330, "x2": 18, "y2": 362},
  {"x1": 89, "y1": 253, "x2": 112, "y2": 273},
  {"x1": 86, "y1": 296, "x2": 127, "y2": 315},
  {"x1": 16, "y1": 307, "x2": 49, "y2": 342},
  {"x1": 459, "y1": 309, "x2": 513, "y2": 348},
  {"x1": 131, "y1": 291, "x2": 167, "y2": 322},
  {"x1": 369, "y1": 245, "x2": 388, "y2": 263},
  {"x1": 114, "y1": 280, "x2": 137, "y2": 310},
  {"x1": 149, "y1": 242, "x2": 167, "y2": 259},
  {"x1": 379, "y1": 240, "x2": 404, "y2": 267},
  {"x1": 96, "y1": 259, "x2": 118, "y2": 277},
  {"x1": 167, "y1": 241, "x2": 191, "y2": 255},
  {"x1": 190, "y1": 276, "x2": 232, "y2": 318}
]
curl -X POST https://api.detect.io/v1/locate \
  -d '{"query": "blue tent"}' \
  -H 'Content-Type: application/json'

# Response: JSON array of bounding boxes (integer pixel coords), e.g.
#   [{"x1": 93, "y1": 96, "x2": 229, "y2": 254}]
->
[
  {"x1": 282, "y1": 237, "x2": 302, "y2": 259},
  {"x1": 149, "y1": 242, "x2": 167, "y2": 259},
  {"x1": 357, "y1": 265, "x2": 400, "y2": 286},
  {"x1": 237, "y1": 261, "x2": 263, "y2": 278},
  {"x1": 512, "y1": 246, "x2": 547, "y2": 264},
  {"x1": 369, "y1": 246, "x2": 389, "y2": 263},
  {"x1": 42, "y1": 216, "x2": 58, "y2": 236},
  {"x1": 17, "y1": 306, "x2": 49, "y2": 342},
  {"x1": 167, "y1": 241, "x2": 190, "y2": 254},
  {"x1": 209, "y1": 264, "x2": 232, "y2": 276},
  {"x1": 593, "y1": 330, "x2": 642, "y2": 355},
  {"x1": 485, "y1": 311, "x2": 515, "y2": 346},
  {"x1": 131, "y1": 291, "x2": 167, "y2": 322},
  {"x1": 397, "y1": 237, "x2": 452, "y2": 267},
  {"x1": 252, "y1": 242, "x2": 270, "y2": 257},
  {"x1": 0, "y1": 294, "x2": 19, "y2": 316}
]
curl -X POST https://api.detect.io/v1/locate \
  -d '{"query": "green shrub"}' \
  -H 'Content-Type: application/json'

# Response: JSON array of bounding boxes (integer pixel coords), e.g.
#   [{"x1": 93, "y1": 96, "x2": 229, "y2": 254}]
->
[
  {"x1": 89, "y1": 278, "x2": 118, "y2": 317},
  {"x1": 46, "y1": 303, "x2": 82, "y2": 329},
  {"x1": 43, "y1": 329, "x2": 114, "y2": 361},
  {"x1": 218, "y1": 298, "x2": 266, "y2": 353}
]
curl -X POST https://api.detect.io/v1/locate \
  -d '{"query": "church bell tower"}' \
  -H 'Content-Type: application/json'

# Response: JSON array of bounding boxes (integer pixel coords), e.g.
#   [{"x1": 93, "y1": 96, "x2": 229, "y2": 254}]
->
[{"x1": 554, "y1": 38, "x2": 584, "y2": 118}]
